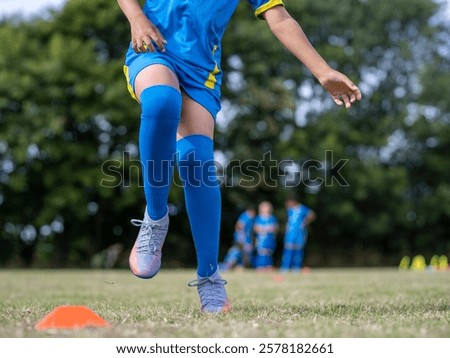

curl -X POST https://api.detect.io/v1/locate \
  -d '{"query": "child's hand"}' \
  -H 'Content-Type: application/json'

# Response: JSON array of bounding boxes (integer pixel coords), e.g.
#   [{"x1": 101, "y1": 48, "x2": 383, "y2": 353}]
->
[
  {"x1": 130, "y1": 13, "x2": 167, "y2": 53},
  {"x1": 318, "y1": 69, "x2": 362, "y2": 109}
]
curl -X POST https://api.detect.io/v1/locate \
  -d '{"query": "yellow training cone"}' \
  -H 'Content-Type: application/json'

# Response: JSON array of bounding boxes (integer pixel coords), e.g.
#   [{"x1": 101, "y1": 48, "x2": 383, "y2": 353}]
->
[
  {"x1": 438, "y1": 255, "x2": 448, "y2": 271},
  {"x1": 399, "y1": 256, "x2": 411, "y2": 270},
  {"x1": 411, "y1": 255, "x2": 426, "y2": 271}
]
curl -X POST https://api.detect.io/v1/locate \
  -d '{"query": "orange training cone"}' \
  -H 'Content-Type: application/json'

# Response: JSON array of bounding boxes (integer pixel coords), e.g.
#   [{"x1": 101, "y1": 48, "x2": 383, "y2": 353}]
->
[{"x1": 35, "y1": 305, "x2": 110, "y2": 330}]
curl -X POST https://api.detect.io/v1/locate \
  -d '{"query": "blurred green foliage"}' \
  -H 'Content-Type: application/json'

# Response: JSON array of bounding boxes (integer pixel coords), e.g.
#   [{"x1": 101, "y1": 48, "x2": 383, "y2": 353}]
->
[{"x1": 0, "y1": 0, "x2": 448, "y2": 267}]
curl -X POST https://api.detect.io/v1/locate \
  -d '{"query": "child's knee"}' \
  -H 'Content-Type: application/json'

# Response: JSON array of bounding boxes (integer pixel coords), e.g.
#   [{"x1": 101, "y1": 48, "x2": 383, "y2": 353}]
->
[
  {"x1": 140, "y1": 85, "x2": 182, "y2": 120},
  {"x1": 177, "y1": 135, "x2": 214, "y2": 165}
]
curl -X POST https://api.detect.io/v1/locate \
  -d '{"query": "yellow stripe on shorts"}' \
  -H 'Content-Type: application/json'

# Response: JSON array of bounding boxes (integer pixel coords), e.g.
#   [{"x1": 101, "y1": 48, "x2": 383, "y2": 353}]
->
[
  {"x1": 123, "y1": 65, "x2": 138, "y2": 101},
  {"x1": 204, "y1": 45, "x2": 220, "y2": 90}
]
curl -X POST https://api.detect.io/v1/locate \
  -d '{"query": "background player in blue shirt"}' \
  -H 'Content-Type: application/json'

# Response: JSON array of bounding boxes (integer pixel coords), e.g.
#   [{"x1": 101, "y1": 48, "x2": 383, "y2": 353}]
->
[
  {"x1": 221, "y1": 207, "x2": 256, "y2": 271},
  {"x1": 234, "y1": 206, "x2": 256, "y2": 267},
  {"x1": 117, "y1": 0, "x2": 362, "y2": 313},
  {"x1": 254, "y1": 201, "x2": 278, "y2": 271},
  {"x1": 280, "y1": 195, "x2": 316, "y2": 272},
  {"x1": 222, "y1": 206, "x2": 256, "y2": 271}
]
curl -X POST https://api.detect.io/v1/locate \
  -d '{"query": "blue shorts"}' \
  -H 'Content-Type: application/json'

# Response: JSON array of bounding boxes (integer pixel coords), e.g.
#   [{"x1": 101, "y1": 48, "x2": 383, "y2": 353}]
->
[
  {"x1": 254, "y1": 254, "x2": 274, "y2": 268},
  {"x1": 123, "y1": 44, "x2": 222, "y2": 119}
]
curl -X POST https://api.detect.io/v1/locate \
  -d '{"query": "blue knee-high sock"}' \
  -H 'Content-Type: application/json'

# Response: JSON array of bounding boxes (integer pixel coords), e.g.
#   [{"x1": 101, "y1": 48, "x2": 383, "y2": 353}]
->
[
  {"x1": 281, "y1": 248, "x2": 294, "y2": 271},
  {"x1": 139, "y1": 85, "x2": 181, "y2": 220},
  {"x1": 177, "y1": 135, "x2": 221, "y2": 277},
  {"x1": 293, "y1": 249, "x2": 305, "y2": 270}
]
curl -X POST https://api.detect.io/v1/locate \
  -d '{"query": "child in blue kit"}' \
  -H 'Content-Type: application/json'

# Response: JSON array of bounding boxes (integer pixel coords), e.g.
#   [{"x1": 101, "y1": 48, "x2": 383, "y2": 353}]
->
[
  {"x1": 233, "y1": 207, "x2": 256, "y2": 268},
  {"x1": 117, "y1": 0, "x2": 361, "y2": 313},
  {"x1": 254, "y1": 202, "x2": 278, "y2": 271},
  {"x1": 280, "y1": 195, "x2": 316, "y2": 272},
  {"x1": 221, "y1": 207, "x2": 256, "y2": 271}
]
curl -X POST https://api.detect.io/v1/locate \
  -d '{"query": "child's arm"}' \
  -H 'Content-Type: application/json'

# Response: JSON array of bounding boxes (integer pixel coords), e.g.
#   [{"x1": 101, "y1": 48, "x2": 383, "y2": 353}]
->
[
  {"x1": 263, "y1": 6, "x2": 362, "y2": 109},
  {"x1": 117, "y1": 0, "x2": 166, "y2": 53},
  {"x1": 273, "y1": 223, "x2": 279, "y2": 234},
  {"x1": 302, "y1": 210, "x2": 317, "y2": 229},
  {"x1": 268, "y1": 222, "x2": 278, "y2": 234},
  {"x1": 235, "y1": 219, "x2": 245, "y2": 233}
]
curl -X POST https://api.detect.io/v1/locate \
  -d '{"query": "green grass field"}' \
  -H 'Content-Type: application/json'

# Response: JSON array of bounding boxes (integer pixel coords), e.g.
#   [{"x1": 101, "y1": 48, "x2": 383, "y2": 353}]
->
[{"x1": 0, "y1": 268, "x2": 448, "y2": 338}]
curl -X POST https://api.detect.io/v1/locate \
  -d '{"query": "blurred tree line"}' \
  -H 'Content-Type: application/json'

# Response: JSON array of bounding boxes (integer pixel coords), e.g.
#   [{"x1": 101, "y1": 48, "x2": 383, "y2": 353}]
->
[{"x1": 0, "y1": 0, "x2": 448, "y2": 268}]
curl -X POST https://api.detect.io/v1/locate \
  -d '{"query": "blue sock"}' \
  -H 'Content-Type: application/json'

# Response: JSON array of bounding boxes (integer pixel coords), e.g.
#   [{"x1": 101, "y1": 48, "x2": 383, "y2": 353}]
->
[
  {"x1": 177, "y1": 135, "x2": 220, "y2": 277},
  {"x1": 139, "y1": 85, "x2": 181, "y2": 220}
]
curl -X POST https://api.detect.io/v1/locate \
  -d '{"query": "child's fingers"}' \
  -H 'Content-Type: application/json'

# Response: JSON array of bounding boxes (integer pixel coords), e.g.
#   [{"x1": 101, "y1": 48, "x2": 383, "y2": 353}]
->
[
  {"x1": 148, "y1": 33, "x2": 164, "y2": 52},
  {"x1": 353, "y1": 86, "x2": 362, "y2": 101},
  {"x1": 344, "y1": 77, "x2": 363, "y2": 101},
  {"x1": 333, "y1": 96, "x2": 344, "y2": 106},
  {"x1": 149, "y1": 26, "x2": 167, "y2": 52},
  {"x1": 132, "y1": 40, "x2": 139, "y2": 53},
  {"x1": 133, "y1": 39, "x2": 144, "y2": 53},
  {"x1": 340, "y1": 94, "x2": 352, "y2": 109},
  {"x1": 143, "y1": 35, "x2": 156, "y2": 52}
]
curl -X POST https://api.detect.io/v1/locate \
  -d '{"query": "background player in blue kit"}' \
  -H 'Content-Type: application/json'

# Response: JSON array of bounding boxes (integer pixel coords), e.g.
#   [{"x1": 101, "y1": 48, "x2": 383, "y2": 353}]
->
[
  {"x1": 280, "y1": 195, "x2": 316, "y2": 272},
  {"x1": 117, "y1": 0, "x2": 361, "y2": 313},
  {"x1": 254, "y1": 201, "x2": 278, "y2": 271},
  {"x1": 221, "y1": 207, "x2": 256, "y2": 271},
  {"x1": 233, "y1": 206, "x2": 256, "y2": 268}
]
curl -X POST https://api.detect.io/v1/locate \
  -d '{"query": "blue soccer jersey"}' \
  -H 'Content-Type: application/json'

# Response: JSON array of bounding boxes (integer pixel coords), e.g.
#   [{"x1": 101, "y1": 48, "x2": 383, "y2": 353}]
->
[
  {"x1": 234, "y1": 211, "x2": 254, "y2": 246},
  {"x1": 284, "y1": 204, "x2": 311, "y2": 247},
  {"x1": 124, "y1": 0, "x2": 284, "y2": 117},
  {"x1": 254, "y1": 215, "x2": 277, "y2": 252},
  {"x1": 142, "y1": 0, "x2": 284, "y2": 88}
]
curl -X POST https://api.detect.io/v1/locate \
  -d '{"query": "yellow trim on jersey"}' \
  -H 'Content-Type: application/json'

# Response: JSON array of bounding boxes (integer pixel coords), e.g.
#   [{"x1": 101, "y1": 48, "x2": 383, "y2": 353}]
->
[
  {"x1": 204, "y1": 45, "x2": 220, "y2": 90},
  {"x1": 255, "y1": 0, "x2": 284, "y2": 19},
  {"x1": 123, "y1": 65, "x2": 138, "y2": 101}
]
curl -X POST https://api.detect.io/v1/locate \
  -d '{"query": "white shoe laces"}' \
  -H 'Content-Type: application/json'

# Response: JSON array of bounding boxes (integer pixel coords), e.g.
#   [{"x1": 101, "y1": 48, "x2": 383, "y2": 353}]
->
[
  {"x1": 131, "y1": 219, "x2": 166, "y2": 254},
  {"x1": 188, "y1": 276, "x2": 228, "y2": 309}
]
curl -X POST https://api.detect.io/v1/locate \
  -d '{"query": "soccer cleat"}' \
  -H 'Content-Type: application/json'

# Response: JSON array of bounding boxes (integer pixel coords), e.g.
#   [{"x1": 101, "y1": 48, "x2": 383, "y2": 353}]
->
[
  {"x1": 188, "y1": 270, "x2": 232, "y2": 313},
  {"x1": 129, "y1": 208, "x2": 169, "y2": 279}
]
